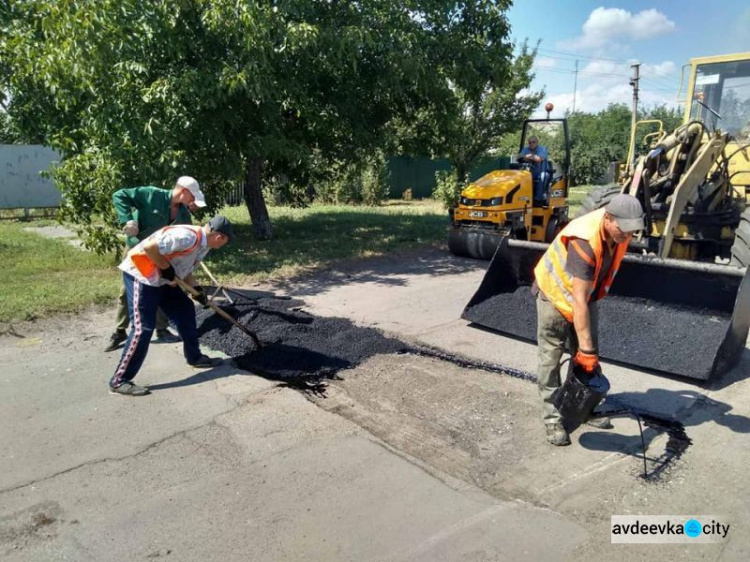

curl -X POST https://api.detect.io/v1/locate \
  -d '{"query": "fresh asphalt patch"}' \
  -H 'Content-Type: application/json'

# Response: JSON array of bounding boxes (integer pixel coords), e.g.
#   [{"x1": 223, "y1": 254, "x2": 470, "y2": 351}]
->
[{"x1": 196, "y1": 293, "x2": 689, "y2": 479}]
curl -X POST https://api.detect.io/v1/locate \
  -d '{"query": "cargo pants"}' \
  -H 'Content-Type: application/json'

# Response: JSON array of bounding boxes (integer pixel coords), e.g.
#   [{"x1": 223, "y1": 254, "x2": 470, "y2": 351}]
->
[{"x1": 536, "y1": 294, "x2": 598, "y2": 424}]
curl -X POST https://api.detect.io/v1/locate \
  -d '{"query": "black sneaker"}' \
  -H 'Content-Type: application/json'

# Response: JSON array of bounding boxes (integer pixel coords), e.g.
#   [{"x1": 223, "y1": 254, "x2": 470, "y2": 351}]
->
[
  {"x1": 585, "y1": 415, "x2": 613, "y2": 429},
  {"x1": 153, "y1": 329, "x2": 182, "y2": 344},
  {"x1": 109, "y1": 382, "x2": 150, "y2": 396},
  {"x1": 190, "y1": 355, "x2": 223, "y2": 368},
  {"x1": 104, "y1": 330, "x2": 128, "y2": 352}
]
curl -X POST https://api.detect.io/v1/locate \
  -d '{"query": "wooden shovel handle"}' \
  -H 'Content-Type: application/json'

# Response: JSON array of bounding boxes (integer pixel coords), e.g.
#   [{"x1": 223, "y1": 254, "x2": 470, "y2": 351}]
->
[{"x1": 175, "y1": 277, "x2": 262, "y2": 348}]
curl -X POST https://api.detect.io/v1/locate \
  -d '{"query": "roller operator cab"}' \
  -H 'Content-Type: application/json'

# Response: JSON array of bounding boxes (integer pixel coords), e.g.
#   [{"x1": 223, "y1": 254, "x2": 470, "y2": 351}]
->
[{"x1": 448, "y1": 109, "x2": 571, "y2": 259}]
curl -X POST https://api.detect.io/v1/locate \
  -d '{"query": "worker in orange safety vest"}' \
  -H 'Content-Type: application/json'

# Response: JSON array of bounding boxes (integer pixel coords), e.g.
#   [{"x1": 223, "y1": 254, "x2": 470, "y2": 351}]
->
[
  {"x1": 109, "y1": 216, "x2": 235, "y2": 397},
  {"x1": 533, "y1": 194, "x2": 644, "y2": 446}
]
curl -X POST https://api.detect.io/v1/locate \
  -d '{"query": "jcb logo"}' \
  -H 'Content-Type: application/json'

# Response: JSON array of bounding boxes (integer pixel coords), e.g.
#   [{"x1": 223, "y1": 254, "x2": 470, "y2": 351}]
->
[{"x1": 550, "y1": 189, "x2": 564, "y2": 198}]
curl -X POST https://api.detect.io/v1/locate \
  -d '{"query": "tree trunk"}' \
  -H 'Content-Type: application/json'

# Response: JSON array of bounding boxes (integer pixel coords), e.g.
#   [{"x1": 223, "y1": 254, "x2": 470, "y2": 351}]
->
[
  {"x1": 456, "y1": 162, "x2": 469, "y2": 184},
  {"x1": 243, "y1": 158, "x2": 273, "y2": 240}
]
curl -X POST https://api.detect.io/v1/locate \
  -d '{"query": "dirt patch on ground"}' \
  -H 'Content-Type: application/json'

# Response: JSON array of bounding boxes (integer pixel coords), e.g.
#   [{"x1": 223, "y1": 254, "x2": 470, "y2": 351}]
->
[{"x1": 0, "y1": 501, "x2": 65, "y2": 552}]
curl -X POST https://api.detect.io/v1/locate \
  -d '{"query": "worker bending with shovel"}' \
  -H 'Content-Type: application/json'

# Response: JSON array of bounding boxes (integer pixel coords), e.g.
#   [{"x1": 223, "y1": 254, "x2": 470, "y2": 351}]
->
[
  {"x1": 533, "y1": 195, "x2": 644, "y2": 445},
  {"x1": 105, "y1": 176, "x2": 205, "y2": 352},
  {"x1": 109, "y1": 216, "x2": 235, "y2": 396}
]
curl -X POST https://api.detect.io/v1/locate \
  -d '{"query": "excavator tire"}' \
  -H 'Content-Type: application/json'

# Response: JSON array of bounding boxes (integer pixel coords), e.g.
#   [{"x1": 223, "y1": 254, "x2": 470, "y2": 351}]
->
[
  {"x1": 574, "y1": 184, "x2": 622, "y2": 218},
  {"x1": 730, "y1": 209, "x2": 750, "y2": 267}
]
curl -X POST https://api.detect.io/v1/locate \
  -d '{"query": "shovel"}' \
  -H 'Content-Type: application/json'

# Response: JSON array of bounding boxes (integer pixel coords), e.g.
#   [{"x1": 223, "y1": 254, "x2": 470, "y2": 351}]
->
[
  {"x1": 200, "y1": 262, "x2": 234, "y2": 304},
  {"x1": 175, "y1": 277, "x2": 263, "y2": 348}
]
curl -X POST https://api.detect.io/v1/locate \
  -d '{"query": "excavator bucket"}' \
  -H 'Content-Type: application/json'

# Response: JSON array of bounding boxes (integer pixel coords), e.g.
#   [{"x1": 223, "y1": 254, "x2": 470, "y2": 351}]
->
[{"x1": 462, "y1": 238, "x2": 750, "y2": 381}]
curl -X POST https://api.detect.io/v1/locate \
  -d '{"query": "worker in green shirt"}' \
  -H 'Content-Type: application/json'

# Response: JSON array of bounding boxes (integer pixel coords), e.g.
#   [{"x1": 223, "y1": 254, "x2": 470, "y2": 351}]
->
[{"x1": 105, "y1": 176, "x2": 207, "y2": 352}]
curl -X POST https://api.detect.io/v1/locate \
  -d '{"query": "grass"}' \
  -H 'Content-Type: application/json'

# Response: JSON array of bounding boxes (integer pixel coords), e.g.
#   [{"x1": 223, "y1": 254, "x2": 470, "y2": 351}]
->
[
  {"x1": 1, "y1": 191, "x2": 606, "y2": 324},
  {"x1": 0, "y1": 200, "x2": 448, "y2": 323},
  {"x1": 567, "y1": 185, "x2": 597, "y2": 216},
  {"x1": 0, "y1": 222, "x2": 121, "y2": 323},
  {"x1": 206, "y1": 201, "x2": 447, "y2": 284}
]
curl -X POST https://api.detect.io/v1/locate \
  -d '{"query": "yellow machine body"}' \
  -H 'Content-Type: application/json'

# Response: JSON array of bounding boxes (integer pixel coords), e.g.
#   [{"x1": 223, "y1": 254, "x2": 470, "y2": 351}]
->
[{"x1": 448, "y1": 118, "x2": 571, "y2": 259}]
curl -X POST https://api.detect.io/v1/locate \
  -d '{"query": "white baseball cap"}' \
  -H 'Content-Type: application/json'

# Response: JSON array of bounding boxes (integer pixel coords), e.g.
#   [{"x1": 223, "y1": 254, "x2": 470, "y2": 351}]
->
[{"x1": 176, "y1": 176, "x2": 206, "y2": 207}]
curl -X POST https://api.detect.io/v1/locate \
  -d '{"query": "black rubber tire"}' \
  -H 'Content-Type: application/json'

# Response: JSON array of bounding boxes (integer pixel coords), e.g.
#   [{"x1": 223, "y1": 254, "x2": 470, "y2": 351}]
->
[
  {"x1": 574, "y1": 184, "x2": 622, "y2": 218},
  {"x1": 448, "y1": 227, "x2": 504, "y2": 260},
  {"x1": 730, "y1": 209, "x2": 750, "y2": 267},
  {"x1": 545, "y1": 216, "x2": 561, "y2": 243}
]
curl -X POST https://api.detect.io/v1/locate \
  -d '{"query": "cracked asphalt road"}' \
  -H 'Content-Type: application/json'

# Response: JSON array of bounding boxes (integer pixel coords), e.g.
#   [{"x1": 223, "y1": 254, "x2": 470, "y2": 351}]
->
[{"x1": 3, "y1": 248, "x2": 750, "y2": 561}]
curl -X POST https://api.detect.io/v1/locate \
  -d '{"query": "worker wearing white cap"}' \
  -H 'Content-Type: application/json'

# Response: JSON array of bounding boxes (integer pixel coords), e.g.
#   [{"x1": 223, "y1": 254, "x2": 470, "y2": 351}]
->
[
  {"x1": 176, "y1": 176, "x2": 207, "y2": 208},
  {"x1": 105, "y1": 176, "x2": 208, "y2": 352}
]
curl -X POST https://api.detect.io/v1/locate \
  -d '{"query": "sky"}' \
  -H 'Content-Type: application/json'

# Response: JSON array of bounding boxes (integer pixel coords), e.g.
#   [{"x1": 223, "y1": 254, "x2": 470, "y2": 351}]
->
[{"x1": 507, "y1": 0, "x2": 750, "y2": 116}]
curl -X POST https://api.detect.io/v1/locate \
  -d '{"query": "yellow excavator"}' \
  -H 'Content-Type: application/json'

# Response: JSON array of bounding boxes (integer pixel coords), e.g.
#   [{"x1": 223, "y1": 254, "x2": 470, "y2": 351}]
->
[
  {"x1": 448, "y1": 104, "x2": 570, "y2": 259},
  {"x1": 461, "y1": 52, "x2": 750, "y2": 382}
]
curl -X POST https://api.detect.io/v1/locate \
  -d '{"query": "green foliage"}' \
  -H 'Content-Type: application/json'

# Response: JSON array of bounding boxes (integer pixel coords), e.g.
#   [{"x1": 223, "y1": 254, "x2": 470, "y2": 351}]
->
[
  {"x1": 0, "y1": 111, "x2": 19, "y2": 143},
  {"x1": 51, "y1": 147, "x2": 124, "y2": 252},
  {"x1": 566, "y1": 103, "x2": 684, "y2": 185},
  {"x1": 396, "y1": 39, "x2": 543, "y2": 181},
  {"x1": 2, "y1": 0, "x2": 523, "y2": 250},
  {"x1": 314, "y1": 151, "x2": 390, "y2": 206},
  {"x1": 432, "y1": 169, "x2": 461, "y2": 209},
  {"x1": 205, "y1": 202, "x2": 447, "y2": 283}
]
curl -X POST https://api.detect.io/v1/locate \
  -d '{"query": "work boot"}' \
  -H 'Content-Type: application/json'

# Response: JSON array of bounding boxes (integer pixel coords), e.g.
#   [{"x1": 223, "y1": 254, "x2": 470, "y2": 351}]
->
[
  {"x1": 104, "y1": 330, "x2": 127, "y2": 352},
  {"x1": 585, "y1": 415, "x2": 613, "y2": 430},
  {"x1": 189, "y1": 355, "x2": 223, "y2": 368},
  {"x1": 153, "y1": 329, "x2": 182, "y2": 344},
  {"x1": 109, "y1": 381, "x2": 150, "y2": 396},
  {"x1": 545, "y1": 422, "x2": 571, "y2": 446}
]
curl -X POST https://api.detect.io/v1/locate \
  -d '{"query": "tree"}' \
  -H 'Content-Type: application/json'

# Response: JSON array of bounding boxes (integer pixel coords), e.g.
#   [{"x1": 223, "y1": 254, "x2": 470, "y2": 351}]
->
[
  {"x1": 2, "y1": 0, "x2": 525, "y2": 251},
  {"x1": 394, "y1": 34, "x2": 543, "y2": 182}
]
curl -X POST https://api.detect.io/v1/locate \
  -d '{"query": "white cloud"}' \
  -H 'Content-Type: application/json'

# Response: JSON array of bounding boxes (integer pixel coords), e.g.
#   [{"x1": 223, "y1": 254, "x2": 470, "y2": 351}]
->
[
  {"x1": 534, "y1": 67, "x2": 679, "y2": 117},
  {"x1": 561, "y1": 7, "x2": 676, "y2": 50},
  {"x1": 578, "y1": 59, "x2": 677, "y2": 82},
  {"x1": 534, "y1": 57, "x2": 556, "y2": 70},
  {"x1": 641, "y1": 61, "x2": 677, "y2": 78}
]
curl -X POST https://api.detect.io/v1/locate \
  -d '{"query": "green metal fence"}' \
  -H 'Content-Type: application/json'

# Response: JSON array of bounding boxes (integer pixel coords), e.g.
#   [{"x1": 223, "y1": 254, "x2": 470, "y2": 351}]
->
[{"x1": 386, "y1": 156, "x2": 511, "y2": 199}]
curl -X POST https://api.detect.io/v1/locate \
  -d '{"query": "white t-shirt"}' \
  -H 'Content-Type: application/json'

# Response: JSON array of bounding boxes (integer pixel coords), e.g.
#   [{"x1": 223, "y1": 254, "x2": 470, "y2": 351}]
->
[{"x1": 119, "y1": 225, "x2": 209, "y2": 286}]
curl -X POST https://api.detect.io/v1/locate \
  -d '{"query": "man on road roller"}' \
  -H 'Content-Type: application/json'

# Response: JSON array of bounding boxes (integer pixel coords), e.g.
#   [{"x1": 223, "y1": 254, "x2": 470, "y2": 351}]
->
[
  {"x1": 533, "y1": 194, "x2": 645, "y2": 446},
  {"x1": 518, "y1": 135, "x2": 549, "y2": 204}
]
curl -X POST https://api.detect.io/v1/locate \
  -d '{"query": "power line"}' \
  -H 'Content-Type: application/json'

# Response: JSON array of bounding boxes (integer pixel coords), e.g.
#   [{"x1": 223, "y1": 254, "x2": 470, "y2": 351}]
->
[
  {"x1": 533, "y1": 67, "x2": 630, "y2": 79},
  {"x1": 533, "y1": 51, "x2": 682, "y2": 86},
  {"x1": 535, "y1": 46, "x2": 630, "y2": 64}
]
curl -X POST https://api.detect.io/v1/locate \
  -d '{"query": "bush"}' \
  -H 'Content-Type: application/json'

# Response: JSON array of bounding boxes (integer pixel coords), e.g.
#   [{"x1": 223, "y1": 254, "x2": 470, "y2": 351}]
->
[
  {"x1": 314, "y1": 151, "x2": 390, "y2": 206},
  {"x1": 432, "y1": 169, "x2": 461, "y2": 209},
  {"x1": 263, "y1": 175, "x2": 314, "y2": 207}
]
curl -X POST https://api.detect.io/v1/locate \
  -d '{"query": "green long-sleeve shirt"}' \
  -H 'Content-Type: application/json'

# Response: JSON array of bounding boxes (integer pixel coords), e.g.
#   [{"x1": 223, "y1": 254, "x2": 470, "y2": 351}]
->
[{"x1": 112, "y1": 186, "x2": 192, "y2": 248}]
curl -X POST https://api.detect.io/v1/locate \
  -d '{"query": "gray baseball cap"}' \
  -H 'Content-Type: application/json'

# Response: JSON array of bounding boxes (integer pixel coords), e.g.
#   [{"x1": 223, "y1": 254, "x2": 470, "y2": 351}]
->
[
  {"x1": 207, "y1": 215, "x2": 235, "y2": 242},
  {"x1": 605, "y1": 194, "x2": 645, "y2": 233}
]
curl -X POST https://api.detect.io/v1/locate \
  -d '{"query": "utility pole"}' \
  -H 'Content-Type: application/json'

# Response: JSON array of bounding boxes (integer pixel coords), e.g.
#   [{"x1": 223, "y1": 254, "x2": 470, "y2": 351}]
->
[
  {"x1": 572, "y1": 59, "x2": 579, "y2": 113},
  {"x1": 628, "y1": 63, "x2": 641, "y2": 169}
]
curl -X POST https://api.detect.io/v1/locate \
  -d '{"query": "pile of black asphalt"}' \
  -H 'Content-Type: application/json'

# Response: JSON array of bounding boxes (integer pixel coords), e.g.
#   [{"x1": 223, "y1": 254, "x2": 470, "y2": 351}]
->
[
  {"x1": 196, "y1": 294, "x2": 411, "y2": 381},
  {"x1": 196, "y1": 291, "x2": 534, "y2": 383},
  {"x1": 462, "y1": 285, "x2": 731, "y2": 380}
]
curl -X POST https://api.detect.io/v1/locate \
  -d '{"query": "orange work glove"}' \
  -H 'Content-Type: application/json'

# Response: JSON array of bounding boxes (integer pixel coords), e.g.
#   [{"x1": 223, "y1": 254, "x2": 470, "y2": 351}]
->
[{"x1": 573, "y1": 349, "x2": 599, "y2": 373}]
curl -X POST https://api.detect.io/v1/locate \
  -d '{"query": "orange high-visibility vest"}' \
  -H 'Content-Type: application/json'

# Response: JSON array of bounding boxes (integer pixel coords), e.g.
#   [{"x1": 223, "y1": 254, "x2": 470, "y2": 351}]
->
[
  {"x1": 130, "y1": 225, "x2": 204, "y2": 279},
  {"x1": 534, "y1": 208, "x2": 628, "y2": 322}
]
